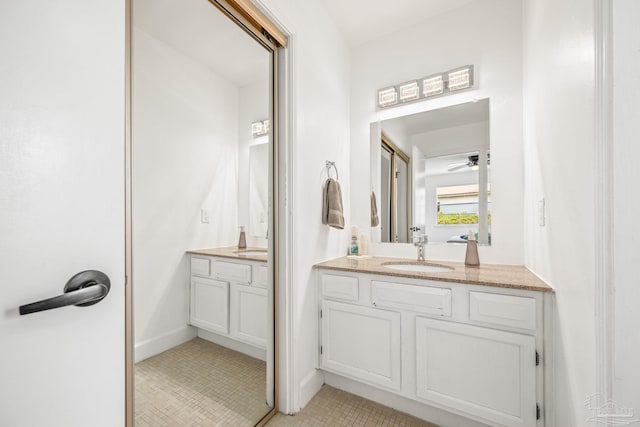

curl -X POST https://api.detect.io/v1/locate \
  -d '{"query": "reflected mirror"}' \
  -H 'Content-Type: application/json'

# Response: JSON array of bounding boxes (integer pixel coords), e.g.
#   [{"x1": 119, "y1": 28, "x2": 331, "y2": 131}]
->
[
  {"x1": 249, "y1": 143, "x2": 269, "y2": 239},
  {"x1": 371, "y1": 99, "x2": 491, "y2": 245}
]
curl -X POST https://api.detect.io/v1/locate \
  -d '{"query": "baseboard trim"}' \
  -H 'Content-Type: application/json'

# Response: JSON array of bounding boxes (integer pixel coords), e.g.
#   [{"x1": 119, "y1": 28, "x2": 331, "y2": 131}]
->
[
  {"x1": 323, "y1": 372, "x2": 487, "y2": 427},
  {"x1": 198, "y1": 328, "x2": 267, "y2": 361},
  {"x1": 298, "y1": 369, "x2": 324, "y2": 411},
  {"x1": 134, "y1": 326, "x2": 197, "y2": 363}
]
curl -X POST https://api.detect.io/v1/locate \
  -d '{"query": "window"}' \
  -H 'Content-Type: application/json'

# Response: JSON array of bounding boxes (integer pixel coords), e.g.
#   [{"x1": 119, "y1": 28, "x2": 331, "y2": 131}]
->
[{"x1": 436, "y1": 184, "x2": 491, "y2": 224}]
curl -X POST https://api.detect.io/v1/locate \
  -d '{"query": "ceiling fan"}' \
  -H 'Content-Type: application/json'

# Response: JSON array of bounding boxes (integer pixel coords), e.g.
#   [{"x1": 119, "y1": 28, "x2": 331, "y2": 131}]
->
[{"x1": 447, "y1": 153, "x2": 490, "y2": 172}]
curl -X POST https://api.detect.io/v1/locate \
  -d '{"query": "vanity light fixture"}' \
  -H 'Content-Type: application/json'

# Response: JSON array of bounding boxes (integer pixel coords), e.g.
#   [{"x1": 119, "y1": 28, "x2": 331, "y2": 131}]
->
[
  {"x1": 377, "y1": 86, "x2": 398, "y2": 108},
  {"x1": 377, "y1": 65, "x2": 474, "y2": 108},
  {"x1": 422, "y1": 74, "x2": 445, "y2": 97},
  {"x1": 251, "y1": 119, "x2": 269, "y2": 137},
  {"x1": 398, "y1": 80, "x2": 420, "y2": 103},
  {"x1": 447, "y1": 65, "x2": 474, "y2": 92}
]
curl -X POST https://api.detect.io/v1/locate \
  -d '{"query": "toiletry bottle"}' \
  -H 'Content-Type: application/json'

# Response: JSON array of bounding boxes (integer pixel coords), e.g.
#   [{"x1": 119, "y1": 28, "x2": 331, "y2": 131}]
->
[
  {"x1": 465, "y1": 229, "x2": 480, "y2": 266},
  {"x1": 349, "y1": 226, "x2": 359, "y2": 255},
  {"x1": 358, "y1": 232, "x2": 368, "y2": 256},
  {"x1": 238, "y1": 226, "x2": 247, "y2": 249},
  {"x1": 348, "y1": 236, "x2": 358, "y2": 255}
]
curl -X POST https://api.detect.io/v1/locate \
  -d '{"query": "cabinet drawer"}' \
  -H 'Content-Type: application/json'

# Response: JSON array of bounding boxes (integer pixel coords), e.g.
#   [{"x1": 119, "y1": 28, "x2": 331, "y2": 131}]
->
[
  {"x1": 371, "y1": 281, "x2": 451, "y2": 317},
  {"x1": 214, "y1": 260, "x2": 252, "y2": 283},
  {"x1": 255, "y1": 265, "x2": 268, "y2": 289},
  {"x1": 469, "y1": 291, "x2": 536, "y2": 331},
  {"x1": 321, "y1": 274, "x2": 359, "y2": 302},
  {"x1": 191, "y1": 256, "x2": 212, "y2": 277}
]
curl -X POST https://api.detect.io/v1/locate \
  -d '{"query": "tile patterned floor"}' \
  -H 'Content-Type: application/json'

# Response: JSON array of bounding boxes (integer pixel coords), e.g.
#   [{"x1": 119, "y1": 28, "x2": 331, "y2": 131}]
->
[
  {"x1": 267, "y1": 386, "x2": 438, "y2": 427},
  {"x1": 135, "y1": 338, "x2": 436, "y2": 426},
  {"x1": 135, "y1": 338, "x2": 269, "y2": 426}
]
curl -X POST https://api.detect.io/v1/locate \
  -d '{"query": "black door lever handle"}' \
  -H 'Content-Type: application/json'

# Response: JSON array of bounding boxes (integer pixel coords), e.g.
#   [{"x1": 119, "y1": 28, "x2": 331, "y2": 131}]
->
[{"x1": 19, "y1": 270, "x2": 111, "y2": 316}]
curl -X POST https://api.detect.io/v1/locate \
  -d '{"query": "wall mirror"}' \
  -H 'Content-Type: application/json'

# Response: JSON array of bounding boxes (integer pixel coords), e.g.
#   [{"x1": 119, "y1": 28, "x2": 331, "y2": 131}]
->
[
  {"x1": 371, "y1": 99, "x2": 491, "y2": 245},
  {"x1": 249, "y1": 142, "x2": 269, "y2": 238}
]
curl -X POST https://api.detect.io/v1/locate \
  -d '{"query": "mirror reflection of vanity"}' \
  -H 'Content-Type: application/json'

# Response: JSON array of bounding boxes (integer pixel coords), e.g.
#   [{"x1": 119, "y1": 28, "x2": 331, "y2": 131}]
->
[{"x1": 371, "y1": 99, "x2": 491, "y2": 245}]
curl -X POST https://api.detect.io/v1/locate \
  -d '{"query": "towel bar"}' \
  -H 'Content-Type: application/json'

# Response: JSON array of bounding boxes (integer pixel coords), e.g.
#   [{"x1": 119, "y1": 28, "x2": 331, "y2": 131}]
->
[{"x1": 326, "y1": 160, "x2": 339, "y2": 181}]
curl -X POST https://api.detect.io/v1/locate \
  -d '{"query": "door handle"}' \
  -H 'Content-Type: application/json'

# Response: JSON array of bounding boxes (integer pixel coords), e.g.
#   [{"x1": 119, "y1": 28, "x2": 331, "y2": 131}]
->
[{"x1": 19, "y1": 270, "x2": 111, "y2": 316}]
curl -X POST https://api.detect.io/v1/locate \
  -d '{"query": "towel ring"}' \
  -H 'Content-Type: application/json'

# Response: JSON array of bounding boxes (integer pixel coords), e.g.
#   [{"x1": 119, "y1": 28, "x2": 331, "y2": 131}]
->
[{"x1": 326, "y1": 161, "x2": 339, "y2": 181}]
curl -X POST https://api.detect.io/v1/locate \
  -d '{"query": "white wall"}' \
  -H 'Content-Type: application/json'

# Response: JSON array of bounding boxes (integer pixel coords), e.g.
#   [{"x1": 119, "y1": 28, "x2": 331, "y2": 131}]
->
[
  {"x1": 238, "y1": 79, "x2": 270, "y2": 248},
  {"x1": 258, "y1": 0, "x2": 352, "y2": 412},
  {"x1": 133, "y1": 27, "x2": 240, "y2": 359},
  {"x1": 350, "y1": 0, "x2": 523, "y2": 264},
  {"x1": 523, "y1": 0, "x2": 597, "y2": 425},
  {"x1": 612, "y1": 0, "x2": 640, "y2": 414}
]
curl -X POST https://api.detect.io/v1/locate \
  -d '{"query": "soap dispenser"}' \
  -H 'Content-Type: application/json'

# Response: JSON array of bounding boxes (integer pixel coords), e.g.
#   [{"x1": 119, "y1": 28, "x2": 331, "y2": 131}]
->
[
  {"x1": 465, "y1": 229, "x2": 480, "y2": 266},
  {"x1": 238, "y1": 226, "x2": 247, "y2": 249}
]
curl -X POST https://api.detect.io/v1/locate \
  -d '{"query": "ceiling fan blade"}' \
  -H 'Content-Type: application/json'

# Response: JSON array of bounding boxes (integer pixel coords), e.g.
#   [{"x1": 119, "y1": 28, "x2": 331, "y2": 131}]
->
[{"x1": 447, "y1": 163, "x2": 468, "y2": 171}]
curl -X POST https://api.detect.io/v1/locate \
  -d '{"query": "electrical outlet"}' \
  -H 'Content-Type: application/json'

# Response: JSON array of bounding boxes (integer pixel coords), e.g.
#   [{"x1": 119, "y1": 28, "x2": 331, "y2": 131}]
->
[
  {"x1": 538, "y1": 198, "x2": 545, "y2": 227},
  {"x1": 201, "y1": 208, "x2": 210, "y2": 224}
]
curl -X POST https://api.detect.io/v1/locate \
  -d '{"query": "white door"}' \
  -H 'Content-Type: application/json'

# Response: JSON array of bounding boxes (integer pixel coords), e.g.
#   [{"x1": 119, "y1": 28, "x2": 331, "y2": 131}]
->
[
  {"x1": 320, "y1": 300, "x2": 401, "y2": 391},
  {"x1": 415, "y1": 317, "x2": 537, "y2": 427},
  {"x1": 0, "y1": 1, "x2": 126, "y2": 426}
]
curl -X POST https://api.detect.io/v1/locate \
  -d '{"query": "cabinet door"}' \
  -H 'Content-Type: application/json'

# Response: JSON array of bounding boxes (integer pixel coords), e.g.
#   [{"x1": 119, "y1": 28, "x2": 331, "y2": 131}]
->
[
  {"x1": 415, "y1": 318, "x2": 536, "y2": 427},
  {"x1": 320, "y1": 300, "x2": 401, "y2": 391},
  {"x1": 230, "y1": 283, "x2": 268, "y2": 348},
  {"x1": 190, "y1": 277, "x2": 229, "y2": 334}
]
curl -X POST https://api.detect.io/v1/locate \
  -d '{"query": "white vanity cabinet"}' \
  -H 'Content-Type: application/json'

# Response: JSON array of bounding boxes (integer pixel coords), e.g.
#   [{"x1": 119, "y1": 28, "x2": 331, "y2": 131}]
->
[
  {"x1": 415, "y1": 318, "x2": 537, "y2": 426},
  {"x1": 190, "y1": 254, "x2": 267, "y2": 350},
  {"x1": 190, "y1": 276, "x2": 229, "y2": 334},
  {"x1": 316, "y1": 268, "x2": 549, "y2": 427},
  {"x1": 231, "y1": 283, "x2": 267, "y2": 348},
  {"x1": 321, "y1": 299, "x2": 401, "y2": 391}
]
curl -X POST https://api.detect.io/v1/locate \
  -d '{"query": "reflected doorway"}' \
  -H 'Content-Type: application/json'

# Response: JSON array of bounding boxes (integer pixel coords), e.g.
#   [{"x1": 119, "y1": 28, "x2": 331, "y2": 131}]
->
[{"x1": 381, "y1": 134, "x2": 410, "y2": 243}]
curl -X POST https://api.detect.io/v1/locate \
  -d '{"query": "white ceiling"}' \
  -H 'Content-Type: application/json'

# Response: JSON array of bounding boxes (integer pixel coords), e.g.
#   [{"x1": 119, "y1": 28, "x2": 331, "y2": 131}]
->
[
  {"x1": 320, "y1": 0, "x2": 477, "y2": 47},
  {"x1": 382, "y1": 99, "x2": 489, "y2": 176},
  {"x1": 425, "y1": 152, "x2": 479, "y2": 176},
  {"x1": 134, "y1": 0, "x2": 269, "y2": 87}
]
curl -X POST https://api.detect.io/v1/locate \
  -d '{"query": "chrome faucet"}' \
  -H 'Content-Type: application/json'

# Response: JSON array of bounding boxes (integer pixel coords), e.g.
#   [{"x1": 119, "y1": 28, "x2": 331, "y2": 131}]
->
[{"x1": 414, "y1": 234, "x2": 428, "y2": 262}]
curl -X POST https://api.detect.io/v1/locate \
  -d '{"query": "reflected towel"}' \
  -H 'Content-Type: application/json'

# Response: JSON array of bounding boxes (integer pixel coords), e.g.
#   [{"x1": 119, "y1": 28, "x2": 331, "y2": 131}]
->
[
  {"x1": 322, "y1": 178, "x2": 344, "y2": 229},
  {"x1": 371, "y1": 191, "x2": 379, "y2": 227}
]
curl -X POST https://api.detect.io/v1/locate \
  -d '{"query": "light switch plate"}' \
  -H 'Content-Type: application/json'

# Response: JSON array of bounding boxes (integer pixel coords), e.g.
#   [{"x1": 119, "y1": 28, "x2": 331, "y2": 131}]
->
[{"x1": 201, "y1": 208, "x2": 210, "y2": 224}]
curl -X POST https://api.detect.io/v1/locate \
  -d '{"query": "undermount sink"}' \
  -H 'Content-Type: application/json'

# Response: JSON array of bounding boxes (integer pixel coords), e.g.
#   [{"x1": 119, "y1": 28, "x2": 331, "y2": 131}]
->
[
  {"x1": 382, "y1": 263, "x2": 453, "y2": 273},
  {"x1": 234, "y1": 250, "x2": 268, "y2": 256}
]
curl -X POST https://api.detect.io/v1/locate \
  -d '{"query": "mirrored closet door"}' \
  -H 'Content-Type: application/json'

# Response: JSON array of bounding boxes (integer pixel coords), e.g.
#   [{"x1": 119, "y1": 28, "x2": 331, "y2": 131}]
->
[{"x1": 131, "y1": 0, "x2": 277, "y2": 424}]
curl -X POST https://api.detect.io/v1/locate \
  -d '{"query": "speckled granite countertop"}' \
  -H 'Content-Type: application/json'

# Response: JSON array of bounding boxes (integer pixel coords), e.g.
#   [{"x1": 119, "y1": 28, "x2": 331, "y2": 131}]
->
[
  {"x1": 187, "y1": 246, "x2": 268, "y2": 263},
  {"x1": 314, "y1": 256, "x2": 553, "y2": 293}
]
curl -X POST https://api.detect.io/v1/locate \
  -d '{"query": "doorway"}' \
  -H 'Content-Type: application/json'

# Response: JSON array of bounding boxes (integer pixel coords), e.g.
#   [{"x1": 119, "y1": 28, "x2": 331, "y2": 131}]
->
[
  {"x1": 127, "y1": 0, "x2": 284, "y2": 425},
  {"x1": 380, "y1": 134, "x2": 410, "y2": 243}
]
